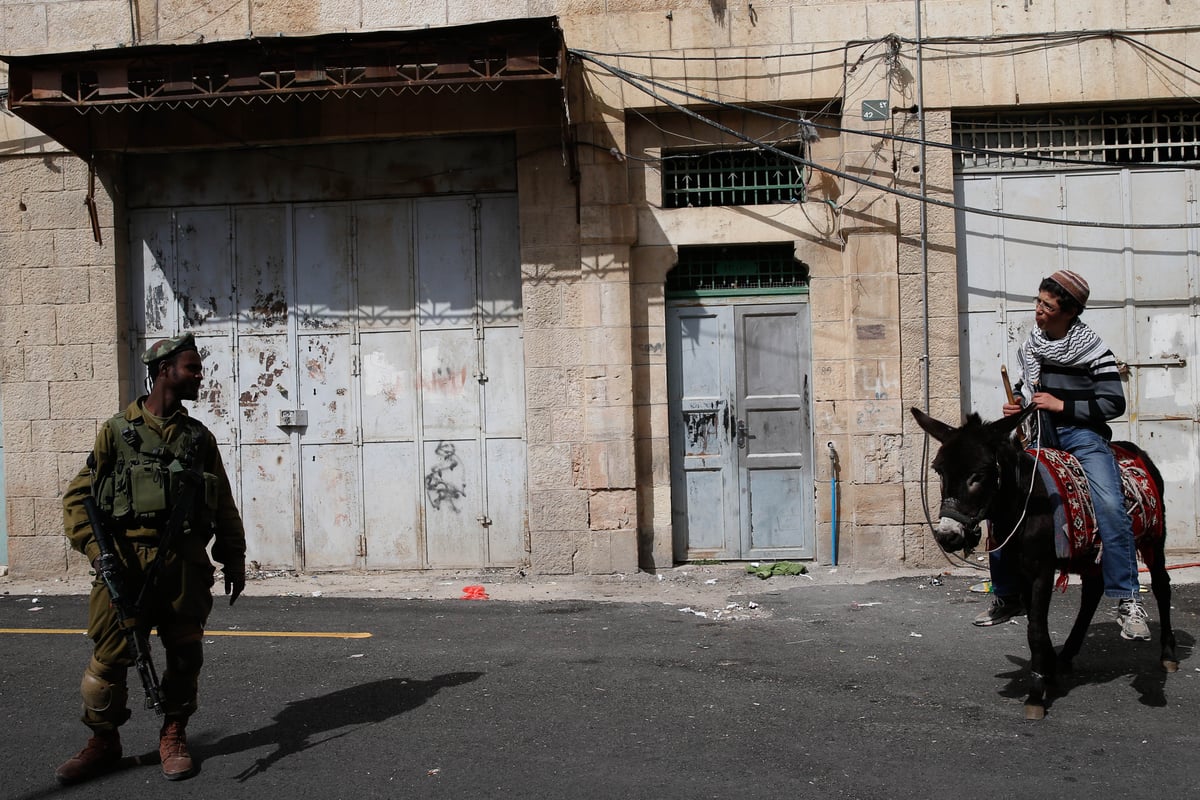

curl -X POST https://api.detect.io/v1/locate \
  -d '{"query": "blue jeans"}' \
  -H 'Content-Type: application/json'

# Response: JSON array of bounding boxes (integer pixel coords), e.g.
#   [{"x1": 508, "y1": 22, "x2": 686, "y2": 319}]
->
[{"x1": 990, "y1": 426, "x2": 1139, "y2": 600}]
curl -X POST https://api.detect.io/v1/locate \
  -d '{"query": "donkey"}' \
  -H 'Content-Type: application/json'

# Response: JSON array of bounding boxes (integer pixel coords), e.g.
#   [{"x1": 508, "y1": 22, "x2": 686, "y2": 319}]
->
[{"x1": 911, "y1": 405, "x2": 1178, "y2": 720}]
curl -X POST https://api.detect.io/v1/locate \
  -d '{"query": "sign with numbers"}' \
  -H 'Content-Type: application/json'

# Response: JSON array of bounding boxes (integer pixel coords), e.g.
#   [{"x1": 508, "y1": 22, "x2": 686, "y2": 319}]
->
[{"x1": 861, "y1": 100, "x2": 889, "y2": 121}]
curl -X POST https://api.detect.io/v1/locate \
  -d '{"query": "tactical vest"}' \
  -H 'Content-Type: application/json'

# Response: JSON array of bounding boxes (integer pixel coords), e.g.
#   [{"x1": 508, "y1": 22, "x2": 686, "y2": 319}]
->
[{"x1": 94, "y1": 414, "x2": 219, "y2": 527}]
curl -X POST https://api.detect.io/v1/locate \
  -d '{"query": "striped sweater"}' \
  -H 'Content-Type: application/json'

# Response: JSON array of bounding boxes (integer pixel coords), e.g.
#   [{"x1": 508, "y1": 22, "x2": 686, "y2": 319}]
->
[{"x1": 1031, "y1": 344, "x2": 1126, "y2": 440}]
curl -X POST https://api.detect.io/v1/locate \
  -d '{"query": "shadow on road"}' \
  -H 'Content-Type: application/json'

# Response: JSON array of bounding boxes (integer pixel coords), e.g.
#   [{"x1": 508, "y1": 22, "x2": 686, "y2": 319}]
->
[
  {"x1": 197, "y1": 672, "x2": 484, "y2": 781},
  {"x1": 993, "y1": 625, "x2": 1193, "y2": 712}
]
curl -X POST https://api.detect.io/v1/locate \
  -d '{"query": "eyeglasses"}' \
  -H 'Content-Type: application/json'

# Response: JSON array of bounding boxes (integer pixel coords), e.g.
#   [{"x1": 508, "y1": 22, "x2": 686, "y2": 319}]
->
[{"x1": 1034, "y1": 297, "x2": 1061, "y2": 314}]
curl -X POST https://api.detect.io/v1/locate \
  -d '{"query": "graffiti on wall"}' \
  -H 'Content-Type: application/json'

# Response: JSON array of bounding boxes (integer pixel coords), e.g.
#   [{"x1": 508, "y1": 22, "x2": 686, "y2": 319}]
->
[{"x1": 425, "y1": 441, "x2": 466, "y2": 512}]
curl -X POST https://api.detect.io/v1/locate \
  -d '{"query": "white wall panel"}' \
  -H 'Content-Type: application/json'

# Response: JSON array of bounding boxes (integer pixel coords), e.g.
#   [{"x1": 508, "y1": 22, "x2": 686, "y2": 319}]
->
[
  {"x1": 241, "y1": 443, "x2": 298, "y2": 569},
  {"x1": 301, "y1": 443, "x2": 361, "y2": 570},
  {"x1": 131, "y1": 180, "x2": 526, "y2": 571},
  {"x1": 485, "y1": 438, "x2": 527, "y2": 564},
  {"x1": 131, "y1": 210, "x2": 175, "y2": 336},
  {"x1": 176, "y1": 208, "x2": 234, "y2": 332},
  {"x1": 956, "y1": 168, "x2": 1199, "y2": 553},
  {"x1": 363, "y1": 441, "x2": 423, "y2": 569},
  {"x1": 360, "y1": 330, "x2": 417, "y2": 441}
]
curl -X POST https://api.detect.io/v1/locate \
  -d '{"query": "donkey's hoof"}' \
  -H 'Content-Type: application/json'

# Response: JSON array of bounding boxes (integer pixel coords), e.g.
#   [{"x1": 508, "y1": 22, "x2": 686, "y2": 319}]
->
[
  {"x1": 1023, "y1": 703, "x2": 1046, "y2": 721},
  {"x1": 1163, "y1": 659, "x2": 1179, "y2": 673}
]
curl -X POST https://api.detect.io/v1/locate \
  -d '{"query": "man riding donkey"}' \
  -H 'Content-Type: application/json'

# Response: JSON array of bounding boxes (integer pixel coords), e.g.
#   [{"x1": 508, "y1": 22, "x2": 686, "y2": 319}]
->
[
  {"x1": 56, "y1": 333, "x2": 247, "y2": 784},
  {"x1": 976, "y1": 270, "x2": 1150, "y2": 641}
]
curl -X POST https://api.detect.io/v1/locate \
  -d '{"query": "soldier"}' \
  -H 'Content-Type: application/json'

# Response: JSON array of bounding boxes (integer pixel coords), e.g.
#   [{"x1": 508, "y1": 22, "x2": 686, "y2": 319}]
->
[{"x1": 55, "y1": 333, "x2": 247, "y2": 784}]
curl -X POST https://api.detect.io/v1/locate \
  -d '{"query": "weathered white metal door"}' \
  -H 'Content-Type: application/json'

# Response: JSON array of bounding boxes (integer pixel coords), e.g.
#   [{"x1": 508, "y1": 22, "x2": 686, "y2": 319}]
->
[
  {"x1": 956, "y1": 168, "x2": 1200, "y2": 553},
  {"x1": 667, "y1": 301, "x2": 814, "y2": 561},
  {"x1": 130, "y1": 194, "x2": 526, "y2": 572}
]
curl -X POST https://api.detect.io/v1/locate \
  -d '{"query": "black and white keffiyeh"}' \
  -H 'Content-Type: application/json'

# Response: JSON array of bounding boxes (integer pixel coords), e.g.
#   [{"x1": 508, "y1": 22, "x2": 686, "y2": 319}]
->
[{"x1": 1017, "y1": 319, "x2": 1107, "y2": 402}]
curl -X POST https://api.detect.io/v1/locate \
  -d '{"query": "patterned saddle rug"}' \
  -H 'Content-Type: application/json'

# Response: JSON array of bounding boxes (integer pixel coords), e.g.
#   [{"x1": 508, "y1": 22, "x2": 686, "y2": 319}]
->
[{"x1": 1029, "y1": 443, "x2": 1164, "y2": 580}]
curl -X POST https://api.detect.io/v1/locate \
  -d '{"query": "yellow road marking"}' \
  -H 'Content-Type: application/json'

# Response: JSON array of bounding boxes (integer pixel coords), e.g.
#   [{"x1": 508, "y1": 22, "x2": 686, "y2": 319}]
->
[{"x1": 0, "y1": 628, "x2": 371, "y2": 639}]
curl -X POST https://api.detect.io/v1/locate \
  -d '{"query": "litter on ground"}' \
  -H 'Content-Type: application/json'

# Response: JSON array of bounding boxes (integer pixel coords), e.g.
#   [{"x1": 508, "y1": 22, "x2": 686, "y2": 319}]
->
[{"x1": 746, "y1": 561, "x2": 808, "y2": 579}]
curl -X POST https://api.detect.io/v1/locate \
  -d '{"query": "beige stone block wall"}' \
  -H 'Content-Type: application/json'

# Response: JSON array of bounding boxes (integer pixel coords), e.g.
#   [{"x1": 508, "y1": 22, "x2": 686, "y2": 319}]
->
[
  {"x1": 0, "y1": 152, "x2": 122, "y2": 575},
  {"x1": 792, "y1": 3, "x2": 867, "y2": 46},
  {"x1": 923, "y1": 0, "x2": 993, "y2": 39},
  {"x1": 146, "y1": 0, "x2": 251, "y2": 43},
  {"x1": 629, "y1": 245, "x2": 672, "y2": 568},
  {"x1": 895, "y1": 107, "x2": 959, "y2": 568},
  {"x1": 824, "y1": 34, "x2": 964, "y2": 568},
  {"x1": 4, "y1": 0, "x2": 1197, "y2": 579},
  {"x1": 44, "y1": 0, "x2": 127, "y2": 49},
  {"x1": 865, "y1": 1, "x2": 916, "y2": 38},
  {"x1": 838, "y1": 522, "x2": 905, "y2": 564},
  {"x1": 517, "y1": 125, "x2": 639, "y2": 575},
  {"x1": 992, "y1": 0, "x2": 1056, "y2": 35}
]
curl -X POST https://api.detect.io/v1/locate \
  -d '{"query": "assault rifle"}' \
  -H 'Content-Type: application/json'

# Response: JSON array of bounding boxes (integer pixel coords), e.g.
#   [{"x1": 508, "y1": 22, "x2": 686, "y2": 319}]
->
[{"x1": 83, "y1": 496, "x2": 165, "y2": 715}]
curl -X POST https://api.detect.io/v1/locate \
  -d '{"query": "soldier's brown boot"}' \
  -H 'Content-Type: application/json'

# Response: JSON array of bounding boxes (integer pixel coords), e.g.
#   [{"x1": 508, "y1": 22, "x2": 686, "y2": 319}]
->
[
  {"x1": 159, "y1": 718, "x2": 197, "y2": 781},
  {"x1": 55, "y1": 729, "x2": 122, "y2": 785}
]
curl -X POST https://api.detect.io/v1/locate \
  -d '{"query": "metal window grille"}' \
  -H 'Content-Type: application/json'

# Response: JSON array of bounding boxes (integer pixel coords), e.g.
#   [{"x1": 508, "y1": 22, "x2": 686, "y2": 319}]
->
[
  {"x1": 953, "y1": 108, "x2": 1200, "y2": 171},
  {"x1": 662, "y1": 144, "x2": 806, "y2": 208},
  {"x1": 666, "y1": 244, "x2": 809, "y2": 297}
]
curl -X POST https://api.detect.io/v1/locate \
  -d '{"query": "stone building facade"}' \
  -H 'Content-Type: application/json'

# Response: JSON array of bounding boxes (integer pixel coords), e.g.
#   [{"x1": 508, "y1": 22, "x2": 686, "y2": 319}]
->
[{"x1": 2, "y1": 1, "x2": 1197, "y2": 578}]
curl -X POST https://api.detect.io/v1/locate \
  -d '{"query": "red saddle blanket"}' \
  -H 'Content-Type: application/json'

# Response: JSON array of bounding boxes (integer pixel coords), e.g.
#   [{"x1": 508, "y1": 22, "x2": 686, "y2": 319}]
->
[{"x1": 1029, "y1": 444, "x2": 1163, "y2": 575}]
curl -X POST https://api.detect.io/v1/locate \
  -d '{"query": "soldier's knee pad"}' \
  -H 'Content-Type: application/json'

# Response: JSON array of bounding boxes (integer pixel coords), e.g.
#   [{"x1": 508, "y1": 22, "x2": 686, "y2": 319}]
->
[{"x1": 81, "y1": 662, "x2": 131, "y2": 729}]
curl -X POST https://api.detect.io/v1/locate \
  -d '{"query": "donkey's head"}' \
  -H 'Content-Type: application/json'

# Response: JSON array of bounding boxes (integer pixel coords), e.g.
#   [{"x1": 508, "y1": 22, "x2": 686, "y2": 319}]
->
[{"x1": 910, "y1": 406, "x2": 1036, "y2": 555}]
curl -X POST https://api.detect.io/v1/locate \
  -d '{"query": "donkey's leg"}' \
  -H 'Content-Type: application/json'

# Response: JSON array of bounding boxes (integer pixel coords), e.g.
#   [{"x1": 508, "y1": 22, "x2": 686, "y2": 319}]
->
[
  {"x1": 1022, "y1": 573, "x2": 1057, "y2": 720},
  {"x1": 1148, "y1": 551, "x2": 1178, "y2": 672},
  {"x1": 1059, "y1": 572, "x2": 1103, "y2": 672}
]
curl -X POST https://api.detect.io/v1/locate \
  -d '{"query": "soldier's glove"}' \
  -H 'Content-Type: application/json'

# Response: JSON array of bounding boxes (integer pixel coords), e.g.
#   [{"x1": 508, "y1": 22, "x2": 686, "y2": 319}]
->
[{"x1": 225, "y1": 566, "x2": 245, "y2": 607}]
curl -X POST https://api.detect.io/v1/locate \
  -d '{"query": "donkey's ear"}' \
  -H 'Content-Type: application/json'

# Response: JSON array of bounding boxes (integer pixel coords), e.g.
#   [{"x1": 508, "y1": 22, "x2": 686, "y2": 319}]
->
[
  {"x1": 911, "y1": 406, "x2": 956, "y2": 443},
  {"x1": 987, "y1": 404, "x2": 1037, "y2": 439}
]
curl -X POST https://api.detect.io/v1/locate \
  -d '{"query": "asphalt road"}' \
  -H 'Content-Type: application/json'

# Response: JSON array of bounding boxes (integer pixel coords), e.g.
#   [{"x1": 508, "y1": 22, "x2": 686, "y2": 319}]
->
[{"x1": 1, "y1": 576, "x2": 1197, "y2": 800}]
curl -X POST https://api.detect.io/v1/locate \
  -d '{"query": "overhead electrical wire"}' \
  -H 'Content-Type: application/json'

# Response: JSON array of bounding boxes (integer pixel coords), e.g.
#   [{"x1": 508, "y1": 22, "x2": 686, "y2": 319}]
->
[
  {"x1": 574, "y1": 25, "x2": 1200, "y2": 69},
  {"x1": 1115, "y1": 32, "x2": 1200, "y2": 75},
  {"x1": 575, "y1": 29, "x2": 1200, "y2": 164},
  {"x1": 571, "y1": 49, "x2": 1200, "y2": 230},
  {"x1": 572, "y1": 40, "x2": 877, "y2": 62},
  {"x1": 580, "y1": 52, "x2": 1198, "y2": 171}
]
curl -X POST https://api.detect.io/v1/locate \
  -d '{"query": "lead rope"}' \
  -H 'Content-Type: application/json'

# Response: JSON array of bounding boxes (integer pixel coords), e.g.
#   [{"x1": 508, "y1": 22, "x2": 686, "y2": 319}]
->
[
  {"x1": 919, "y1": 425, "x2": 988, "y2": 572},
  {"x1": 982, "y1": 415, "x2": 1042, "y2": 555}
]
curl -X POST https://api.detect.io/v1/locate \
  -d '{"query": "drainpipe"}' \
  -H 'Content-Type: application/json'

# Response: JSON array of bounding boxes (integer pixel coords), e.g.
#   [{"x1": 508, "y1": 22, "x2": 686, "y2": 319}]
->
[
  {"x1": 915, "y1": 0, "x2": 930, "y2": 413},
  {"x1": 827, "y1": 442, "x2": 840, "y2": 566},
  {"x1": 128, "y1": 0, "x2": 140, "y2": 45}
]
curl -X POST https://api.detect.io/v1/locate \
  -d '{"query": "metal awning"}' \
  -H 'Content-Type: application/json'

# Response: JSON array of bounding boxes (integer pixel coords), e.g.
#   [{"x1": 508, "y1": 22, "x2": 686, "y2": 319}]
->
[{"x1": 2, "y1": 17, "x2": 565, "y2": 155}]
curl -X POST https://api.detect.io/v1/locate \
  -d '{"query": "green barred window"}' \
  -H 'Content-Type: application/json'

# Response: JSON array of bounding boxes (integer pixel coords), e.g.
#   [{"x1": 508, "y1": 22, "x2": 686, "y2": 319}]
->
[
  {"x1": 667, "y1": 244, "x2": 809, "y2": 298},
  {"x1": 662, "y1": 144, "x2": 805, "y2": 208}
]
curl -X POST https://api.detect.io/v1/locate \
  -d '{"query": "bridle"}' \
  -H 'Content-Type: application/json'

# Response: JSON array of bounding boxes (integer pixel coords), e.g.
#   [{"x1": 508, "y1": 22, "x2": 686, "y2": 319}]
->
[
  {"x1": 919, "y1": 429, "x2": 1043, "y2": 566},
  {"x1": 932, "y1": 462, "x2": 1002, "y2": 556},
  {"x1": 938, "y1": 467, "x2": 1002, "y2": 532}
]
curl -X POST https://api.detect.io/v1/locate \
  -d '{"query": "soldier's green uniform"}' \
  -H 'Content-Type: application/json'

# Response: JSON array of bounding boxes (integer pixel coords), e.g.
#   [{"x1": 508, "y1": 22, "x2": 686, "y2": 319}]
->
[{"x1": 62, "y1": 335, "x2": 246, "y2": 733}]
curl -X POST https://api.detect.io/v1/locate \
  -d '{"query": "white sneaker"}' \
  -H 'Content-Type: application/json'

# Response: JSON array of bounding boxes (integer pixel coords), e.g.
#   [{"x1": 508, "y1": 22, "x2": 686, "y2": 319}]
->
[{"x1": 1118, "y1": 598, "x2": 1151, "y2": 641}]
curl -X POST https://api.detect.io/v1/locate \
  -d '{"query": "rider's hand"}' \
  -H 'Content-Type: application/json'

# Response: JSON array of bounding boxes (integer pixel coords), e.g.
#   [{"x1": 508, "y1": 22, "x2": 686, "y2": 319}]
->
[
  {"x1": 1001, "y1": 402, "x2": 1023, "y2": 417},
  {"x1": 1030, "y1": 392, "x2": 1065, "y2": 414}
]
